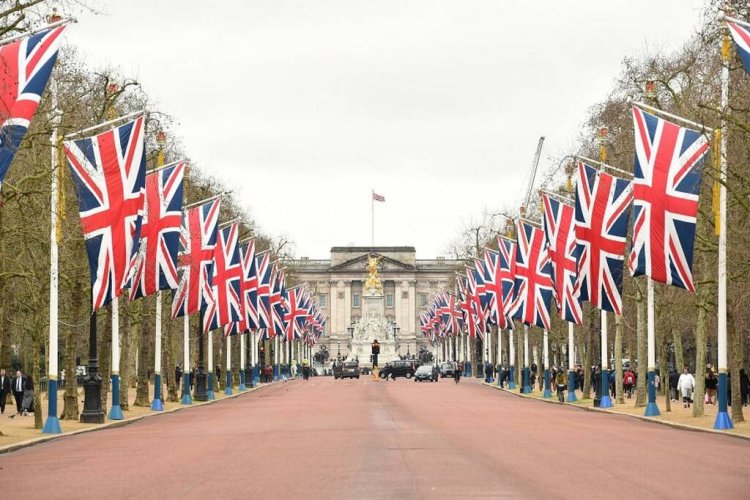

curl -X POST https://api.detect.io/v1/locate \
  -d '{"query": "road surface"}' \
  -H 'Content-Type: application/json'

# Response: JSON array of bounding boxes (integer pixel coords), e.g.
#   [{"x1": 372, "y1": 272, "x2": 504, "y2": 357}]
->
[{"x1": 1, "y1": 376, "x2": 748, "y2": 499}]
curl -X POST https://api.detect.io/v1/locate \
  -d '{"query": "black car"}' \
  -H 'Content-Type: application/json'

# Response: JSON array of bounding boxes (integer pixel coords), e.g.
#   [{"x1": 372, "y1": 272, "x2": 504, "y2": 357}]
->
[
  {"x1": 439, "y1": 362, "x2": 456, "y2": 378},
  {"x1": 414, "y1": 364, "x2": 439, "y2": 382},
  {"x1": 340, "y1": 361, "x2": 360, "y2": 379},
  {"x1": 379, "y1": 360, "x2": 416, "y2": 380}
]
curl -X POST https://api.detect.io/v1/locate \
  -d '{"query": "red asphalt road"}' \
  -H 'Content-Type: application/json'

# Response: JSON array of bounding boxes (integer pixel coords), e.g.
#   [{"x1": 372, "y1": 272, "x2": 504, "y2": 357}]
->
[{"x1": 1, "y1": 377, "x2": 748, "y2": 499}]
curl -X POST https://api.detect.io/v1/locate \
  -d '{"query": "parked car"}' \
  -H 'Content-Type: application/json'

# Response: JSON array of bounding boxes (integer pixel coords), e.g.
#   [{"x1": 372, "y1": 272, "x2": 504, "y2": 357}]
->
[
  {"x1": 379, "y1": 360, "x2": 417, "y2": 380},
  {"x1": 439, "y1": 362, "x2": 456, "y2": 378},
  {"x1": 414, "y1": 364, "x2": 439, "y2": 382},
  {"x1": 341, "y1": 361, "x2": 360, "y2": 379}
]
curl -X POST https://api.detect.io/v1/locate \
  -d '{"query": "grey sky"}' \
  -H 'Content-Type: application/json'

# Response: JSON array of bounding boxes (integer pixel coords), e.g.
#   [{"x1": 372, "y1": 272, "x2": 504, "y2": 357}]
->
[{"x1": 69, "y1": 0, "x2": 708, "y2": 258}]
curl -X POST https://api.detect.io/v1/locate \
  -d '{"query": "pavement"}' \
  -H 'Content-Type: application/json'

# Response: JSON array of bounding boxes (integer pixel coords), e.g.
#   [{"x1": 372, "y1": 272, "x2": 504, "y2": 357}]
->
[{"x1": 0, "y1": 376, "x2": 748, "y2": 499}]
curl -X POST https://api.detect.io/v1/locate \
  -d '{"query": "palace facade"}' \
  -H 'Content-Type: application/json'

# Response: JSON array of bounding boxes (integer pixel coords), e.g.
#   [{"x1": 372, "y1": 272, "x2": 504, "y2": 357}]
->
[{"x1": 286, "y1": 246, "x2": 461, "y2": 360}]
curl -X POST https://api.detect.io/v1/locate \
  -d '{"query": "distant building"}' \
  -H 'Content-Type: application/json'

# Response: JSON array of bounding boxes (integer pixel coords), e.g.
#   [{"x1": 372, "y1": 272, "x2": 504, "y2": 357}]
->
[{"x1": 286, "y1": 246, "x2": 461, "y2": 359}]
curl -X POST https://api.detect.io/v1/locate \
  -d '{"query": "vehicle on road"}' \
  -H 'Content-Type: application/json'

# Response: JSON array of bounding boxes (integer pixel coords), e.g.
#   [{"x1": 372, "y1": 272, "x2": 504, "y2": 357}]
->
[
  {"x1": 439, "y1": 362, "x2": 456, "y2": 378},
  {"x1": 332, "y1": 362, "x2": 343, "y2": 379},
  {"x1": 379, "y1": 360, "x2": 416, "y2": 380},
  {"x1": 340, "y1": 361, "x2": 360, "y2": 379},
  {"x1": 414, "y1": 364, "x2": 439, "y2": 382}
]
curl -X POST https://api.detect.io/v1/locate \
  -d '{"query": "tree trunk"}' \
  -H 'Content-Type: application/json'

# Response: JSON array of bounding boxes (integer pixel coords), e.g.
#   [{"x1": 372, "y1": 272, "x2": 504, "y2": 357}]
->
[
  {"x1": 99, "y1": 305, "x2": 111, "y2": 413},
  {"x1": 166, "y1": 298, "x2": 178, "y2": 402},
  {"x1": 692, "y1": 298, "x2": 708, "y2": 418},
  {"x1": 134, "y1": 298, "x2": 151, "y2": 407},
  {"x1": 659, "y1": 331, "x2": 670, "y2": 412},
  {"x1": 32, "y1": 335, "x2": 42, "y2": 430},
  {"x1": 729, "y1": 307, "x2": 745, "y2": 422},
  {"x1": 0, "y1": 207, "x2": 9, "y2": 371},
  {"x1": 635, "y1": 288, "x2": 647, "y2": 407},
  {"x1": 62, "y1": 280, "x2": 82, "y2": 420},
  {"x1": 673, "y1": 328, "x2": 685, "y2": 376},
  {"x1": 615, "y1": 315, "x2": 624, "y2": 405},
  {"x1": 119, "y1": 303, "x2": 132, "y2": 411},
  {"x1": 583, "y1": 309, "x2": 596, "y2": 399}
]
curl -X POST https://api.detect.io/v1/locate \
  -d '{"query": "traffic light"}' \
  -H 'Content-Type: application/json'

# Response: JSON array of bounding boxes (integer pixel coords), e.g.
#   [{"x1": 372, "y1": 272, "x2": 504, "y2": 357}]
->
[{"x1": 371, "y1": 341, "x2": 380, "y2": 355}]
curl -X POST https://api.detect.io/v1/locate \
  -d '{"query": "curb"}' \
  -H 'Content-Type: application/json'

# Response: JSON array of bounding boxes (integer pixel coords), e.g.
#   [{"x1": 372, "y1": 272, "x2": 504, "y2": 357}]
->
[
  {"x1": 482, "y1": 382, "x2": 750, "y2": 442},
  {"x1": 0, "y1": 382, "x2": 276, "y2": 455}
]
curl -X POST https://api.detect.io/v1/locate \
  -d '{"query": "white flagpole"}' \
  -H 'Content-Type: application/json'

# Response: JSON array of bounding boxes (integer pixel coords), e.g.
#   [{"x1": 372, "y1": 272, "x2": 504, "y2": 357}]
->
[
  {"x1": 543, "y1": 329, "x2": 550, "y2": 397},
  {"x1": 240, "y1": 333, "x2": 247, "y2": 390},
  {"x1": 371, "y1": 189, "x2": 374, "y2": 247},
  {"x1": 150, "y1": 291, "x2": 164, "y2": 411},
  {"x1": 109, "y1": 296, "x2": 123, "y2": 419},
  {"x1": 225, "y1": 334, "x2": 232, "y2": 394},
  {"x1": 181, "y1": 314, "x2": 192, "y2": 404},
  {"x1": 523, "y1": 325, "x2": 530, "y2": 393},
  {"x1": 644, "y1": 278, "x2": 659, "y2": 415},
  {"x1": 207, "y1": 329, "x2": 215, "y2": 399},
  {"x1": 43, "y1": 78, "x2": 62, "y2": 434},
  {"x1": 599, "y1": 311, "x2": 613, "y2": 407},
  {"x1": 508, "y1": 327, "x2": 516, "y2": 389}
]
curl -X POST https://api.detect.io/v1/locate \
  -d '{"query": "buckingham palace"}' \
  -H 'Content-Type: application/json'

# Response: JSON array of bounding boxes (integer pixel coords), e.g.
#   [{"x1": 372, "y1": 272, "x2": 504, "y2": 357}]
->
[{"x1": 286, "y1": 246, "x2": 461, "y2": 360}]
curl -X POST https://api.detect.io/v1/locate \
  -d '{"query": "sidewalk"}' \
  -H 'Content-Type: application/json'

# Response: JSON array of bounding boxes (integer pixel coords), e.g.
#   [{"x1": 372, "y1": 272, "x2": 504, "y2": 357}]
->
[
  {"x1": 0, "y1": 380, "x2": 276, "y2": 453},
  {"x1": 483, "y1": 380, "x2": 750, "y2": 439}
]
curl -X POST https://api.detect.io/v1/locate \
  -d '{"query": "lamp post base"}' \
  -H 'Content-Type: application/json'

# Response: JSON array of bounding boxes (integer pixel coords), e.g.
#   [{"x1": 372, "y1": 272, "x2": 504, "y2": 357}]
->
[
  {"x1": 194, "y1": 368, "x2": 208, "y2": 402},
  {"x1": 151, "y1": 373, "x2": 164, "y2": 411},
  {"x1": 80, "y1": 371, "x2": 104, "y2": 424}
]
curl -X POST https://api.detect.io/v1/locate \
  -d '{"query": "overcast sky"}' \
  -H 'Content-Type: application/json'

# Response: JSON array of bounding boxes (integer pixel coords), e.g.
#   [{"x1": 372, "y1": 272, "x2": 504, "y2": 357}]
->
[{"x1": 66, "y1": 0, "x2": 708, "y2": 258}]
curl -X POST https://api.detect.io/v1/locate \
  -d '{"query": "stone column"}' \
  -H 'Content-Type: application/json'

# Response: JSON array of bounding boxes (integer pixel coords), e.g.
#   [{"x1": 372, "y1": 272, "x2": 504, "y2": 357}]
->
[
  {"x1": 408, "y1": 280, "x2": 416, "y2": 336},
  {"x1": 344, "y1": 281, "x2": 352, "y2": 335},
  {"x1": 329, "y1": 280, "x2": 338, "y2": 336}
]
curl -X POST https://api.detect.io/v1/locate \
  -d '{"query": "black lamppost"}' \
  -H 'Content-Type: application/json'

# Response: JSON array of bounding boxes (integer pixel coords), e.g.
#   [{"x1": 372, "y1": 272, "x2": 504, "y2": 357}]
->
[{"x1": 80, "y1": 291, "x2": 104, "y2": 423}]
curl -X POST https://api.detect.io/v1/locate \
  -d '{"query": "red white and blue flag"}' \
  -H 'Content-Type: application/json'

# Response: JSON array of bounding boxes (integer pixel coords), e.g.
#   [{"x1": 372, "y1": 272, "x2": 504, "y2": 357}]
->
[
  {"x1": 483, "y1": 248, "x2": 508, "y2": 329},
  {"x1": 239, "y1": 239, "x2": 258, "y2": 330},
  {"x1": 65, "y1": 116, "x2": 146, "y2": 310},
  {"x1": 285, "y1": 286, "x2": 308, "y2": 341},
  {"x1": 203, "y1": 223, "x2": 242, "y2": 332},
  {"x1": 542, "y1": 194, "x2": 583, "y2": 324},
  {"x1": 0, "y1": 26, "x2": 66, "y2": 188},
  {"x1": 255, "y1": 250, "x2": 272, "y2": 331},
  {"x1": 269, "y1": 265, "x2": 287, "y2": 339},
  {"x1": 509, "y1": 221, "x2": 553, "y2": 329},
  {"x1": 128, "y1": 162, "x2": 185, "y2": 299},
  {"x1": 629, "y1": 107, "x2": 708, "y2": 292},
  {"x1": 574, "y1": 161, "x2": 633, "y2": 314},
  {"x1": 497, "y1": 237, "x2": 517, "y2": 329},
  {"x1": 728, "y1": 21, "x2": 750, "y2": 75},
  {"x1": 171, "y1": 199, "x2": 221, "y2": 318}
]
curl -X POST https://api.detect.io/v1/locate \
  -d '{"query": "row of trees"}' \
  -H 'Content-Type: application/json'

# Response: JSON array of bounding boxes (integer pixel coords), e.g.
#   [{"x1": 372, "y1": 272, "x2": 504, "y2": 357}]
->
[
  {"x1": 0, "y1": 2, "x2": 295, "y2": 430},
  {"x1": 445, "y1": 0, "x2": 748, "y2": 422}
]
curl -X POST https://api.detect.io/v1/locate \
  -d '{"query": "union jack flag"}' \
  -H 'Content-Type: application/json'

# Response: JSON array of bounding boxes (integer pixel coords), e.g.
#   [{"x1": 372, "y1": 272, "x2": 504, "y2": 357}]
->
[
  {"x1": 65, "y1": 116, "x2": 146, "y2": 310},
  {"x1": 497, "y1": 236, "x2": 517, "y2": 329},
  {"x1": 574, "y1": 161, "x2": 633, "y2": 314},
  {"x1": 509, "y1": 220, "x2": 553, "y2": 330},
  {"x1": 239, "y1": 239, "x2": 258, "y2": 329},
  {"x1": 483, "y1": 248, "x2": 507, "y2": 328},
  {"x1": 542, "y1": 194, "x2": 582, "y2": 324},
  {"x1": 171, "y1": 199, "x2": 221, "y2": 318},
  {"x1": 270, "y1": 265, "x2": 287, "y2": 339},
  {"x1": 202, "y1": 223, "x2": 242, "y2": 332},
  {"x1": 629, "y1": 107, "x2": 708, "y2": 292},
  {"x1": 128, "y1": 162, "x2": 185, "y2": 299},
  {"x1": 728, "y1": 21, "x2": 750, "y2": 76},
  {"x1": 0, "y1": 26, "x2": 66, "y2": 188},
  {"x1": 255, "y1": 250, "x2": 272, "y2": 330},
  {"x1": 285, "y1": 286, "x2": 308, "y2": 341}
]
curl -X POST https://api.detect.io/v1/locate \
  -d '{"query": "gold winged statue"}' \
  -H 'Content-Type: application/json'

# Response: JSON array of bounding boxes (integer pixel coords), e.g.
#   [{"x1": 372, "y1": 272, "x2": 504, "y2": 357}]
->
[{"x1": 365, "y1": 254, "x2": 383, "y2": 293}]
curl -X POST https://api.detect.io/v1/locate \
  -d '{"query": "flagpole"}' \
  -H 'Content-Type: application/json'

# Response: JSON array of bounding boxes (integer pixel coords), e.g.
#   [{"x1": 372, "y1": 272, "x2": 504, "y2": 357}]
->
[
  {"x1": 239, "y1": 333, "x2": 247, "y2": 390},
  {"x1": 714, "y1": 23, "x2": 733, "y2": 430},
  {"x1": 181, "y1": 314, "x2": 192, "y2": 404},
  {"x1": 496, "y1": 328, "x2": 503, "y2": 387},
  {"x1": 567, "y1": 322, "x2": 577, "y2": 401},
  {"x1": 522, "y1": 325, "x2": 531, "y2": 393},
  {"x1": 43, "y1": 75, "x2": 63, "y2": 434},
  {"x1": 224, "y1": 334, "x2": 233, "y2": 395},
  {"x1": 543, "y1": 329, "x2": 551, "y2": 398},
  {"x1": 508, "y1": 328, "x2": 516, "y2": 389},
  {"x1": 108, "y1": 296, "x2": 124, "y2": 419},
  {"x1": 597, "y1": 129, "x2": 614, "y2": 409},
  {"x1": 644, "y1": 277, "x2": 660, "y2": 415},
  {"x1": 150, "y1": 131, "x2": 167, "y2": 412},
  {"x1": 371, "y1": 189, "x2": 374, "y2": 248},
  {"x1": 207, "y1": 328, "x2": 215, "y2": 400}
]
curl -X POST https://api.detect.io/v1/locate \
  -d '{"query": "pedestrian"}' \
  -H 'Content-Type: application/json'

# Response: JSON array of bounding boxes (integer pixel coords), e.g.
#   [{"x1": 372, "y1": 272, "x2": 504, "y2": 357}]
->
[
  {"x1": 484, "y1": 361, "x2": 493, "y2": 383},
  {"x1": 290, "y1": 363, "x2": 298, "y2": 379},
  {"x1": 12, "y1": 370, "x2": 24, "y2": 415},
  {"x1": 705, "y1": 369, "x2": 718, "y2": 405},
  {"x1": 555, "y1": 369, "x2": 567, "y2": 403},
  {"x1": 497, "y1": 365, "x2": 505, "y2": 388},
  {"x1": 453, "y1": 363, "x2": 461, "y2": 384},
  {"x1": 740, "y1": 369, "x2": 749, "y2": 407},
  {"x1": 669, "y1": 369, "x2": 679, "y2": 402},
  {"x1": 216, "y1": 364, "x2": 222, "y2": 390},
  {"x1": 608, "y1": 367, "x2": 616, "y2": 399},
  {"x1": 623, "y1": 368, "x2": 636, "y2": 399},
  {"x1": 189, "y1": 367, "x2": 195, "y2": 391},
  {"x1": 677, "y1": 366, "x2": 695, "y2": 408},
  {"x1": 264, "y1": 364, "x2": 272, "y2": 383},
  {"x1": 0, "y1": 368, "x2": 10, "y2": 414},
  {"x1": 175, "y1": 365, "x2": 183, "y2": 390},
  {"x1": 21, "y1": 373, "x2": 33, "y2": 415}
]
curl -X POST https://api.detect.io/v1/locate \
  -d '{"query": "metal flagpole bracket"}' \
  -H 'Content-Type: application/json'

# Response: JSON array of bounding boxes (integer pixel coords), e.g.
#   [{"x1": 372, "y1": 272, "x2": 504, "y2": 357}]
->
[
  {"x1": 147, "y1": 158, "x2": 187, "y2": 173},
  {"x1": 0, "y1": 17, "x2": 77, "y2": 48},
  {"x1": 575, "y1": 155, "x2": 634, "y2": 178},
  {"x1": 539, "y1": 188, "x2": 574, "y2": 205},
  {"x1": 628, "y1": 99, "x2": 713, "y2": 133}
]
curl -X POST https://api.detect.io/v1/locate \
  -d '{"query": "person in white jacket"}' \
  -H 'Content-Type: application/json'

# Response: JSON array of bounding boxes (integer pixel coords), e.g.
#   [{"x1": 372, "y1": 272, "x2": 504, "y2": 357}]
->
[{"x1": 677, "y1": 367, "x2": 696, "y2": 408}]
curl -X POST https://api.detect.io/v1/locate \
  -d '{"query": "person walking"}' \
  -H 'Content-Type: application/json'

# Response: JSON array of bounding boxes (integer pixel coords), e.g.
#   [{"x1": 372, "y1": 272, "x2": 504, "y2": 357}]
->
[
  {"x1": 175, "y1": 365, "x2": 183, "y2": 390},
  {"x1": 12, "y1": 370, "x2": 24, "y2": 415},
  {"x1": 189, "y1": 367, "x2": 195, "y2": 391},
  {"x1": 216, "y1": 364, "x2": 222, "y2": 390},
  {"x1": 740, "y1": 369, "x2": 749, "y2": 407},
  {"x1": 705, "y1": 369, "x2": 718, "y2": 405},
  {"x1": 555, "y1": 369, "x2": 567, "y2": 403},
  {"x1": 453, "y1": 362, "x2": 462, "y2": 384},
  {"x1": 0, "y1": 369, "x2": 10, "y2": 414},
  {"x1": 21, "y1": 374, "x2": 34, "y2": 416},
  {"x1": 484, "y1": 361, "x2": 493, "y2": 383},
  {"x1": 623, "y1": 368, "x2": 636, "y2": 399},
  {"x1": 669, "y1": 369, "x2": 679, "y2": 402},
  {"x1": 290, "y1": 363, "x2": 298, "y2": 379},
  {"x1": 677, "y1": 366, "x2": 696, "y2": 408}
]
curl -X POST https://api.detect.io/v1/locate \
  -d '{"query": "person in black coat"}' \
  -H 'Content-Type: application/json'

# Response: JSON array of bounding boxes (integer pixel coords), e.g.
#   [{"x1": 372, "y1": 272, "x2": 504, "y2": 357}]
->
[
  {"x1": 0, "y1": 368, "x2": 11, "y2": 414},
  {"x1": 175, "y1": 365, "x2": 183, "y2": 390},
  {"x1": 12, "y1": 370, "x2": 24, "y2": 414},
  {"x1": 740, "y1": 369, "x2": 749, "y2": 407}
]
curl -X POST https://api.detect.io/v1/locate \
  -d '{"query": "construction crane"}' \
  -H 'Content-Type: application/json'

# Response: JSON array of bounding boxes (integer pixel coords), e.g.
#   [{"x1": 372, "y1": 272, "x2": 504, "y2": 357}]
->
[{"x1": 522, "y1": 136, "x2": 545, "y2": 214}]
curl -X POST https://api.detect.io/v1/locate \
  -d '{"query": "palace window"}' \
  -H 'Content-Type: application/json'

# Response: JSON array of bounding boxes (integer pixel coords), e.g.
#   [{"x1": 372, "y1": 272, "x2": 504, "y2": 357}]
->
[
  {"x1": 386, "y1": 294, "x2": 394, "y2": 308},
  {"x1": 318, "y1": 294, "x2": 327, "y2": 308},
  {"x1": 419, "y1": 293, "x2": 428, "y2": 307},
  {"x1": 352, "y1": 293, "x2": 361, "y2": 308}
]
